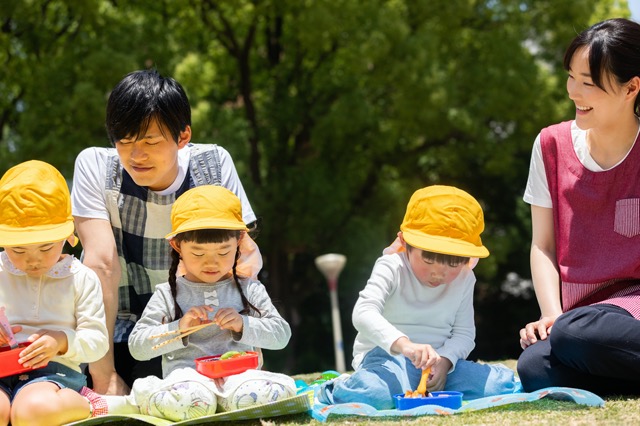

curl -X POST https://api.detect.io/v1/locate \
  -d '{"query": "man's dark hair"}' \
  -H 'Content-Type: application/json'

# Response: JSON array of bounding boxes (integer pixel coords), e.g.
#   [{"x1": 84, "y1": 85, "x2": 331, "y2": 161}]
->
[{"x1": 106, "y1": 69, "x2": 191, "y2": 145}]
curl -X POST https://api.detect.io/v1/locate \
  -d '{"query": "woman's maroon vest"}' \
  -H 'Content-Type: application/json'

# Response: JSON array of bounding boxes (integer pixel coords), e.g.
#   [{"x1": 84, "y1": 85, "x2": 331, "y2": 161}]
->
[{"x1": 540, "y1": 120, "x2": 640, "y2": 319}]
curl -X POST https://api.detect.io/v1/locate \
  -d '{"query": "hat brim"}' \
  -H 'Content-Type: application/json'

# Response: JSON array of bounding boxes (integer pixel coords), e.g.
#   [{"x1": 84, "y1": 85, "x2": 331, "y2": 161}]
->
[
  {"x1": 0, "y1": 222, "x2": 76, "y2": 247},
  {"x1": 165, "y1": 219, "x2": 248, "y2": 240},
  {"x1": 402, "y1": 229, "x2": 489, "y2": 258}
]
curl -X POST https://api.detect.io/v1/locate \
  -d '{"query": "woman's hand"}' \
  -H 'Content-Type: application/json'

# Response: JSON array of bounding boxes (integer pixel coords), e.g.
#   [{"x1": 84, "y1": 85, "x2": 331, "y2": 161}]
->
[
  {"x1": 214, "y1": 308, "x2": 244, "y2": 333},
  {"x1": 519, "y1": 316, "x2": 558, "y2": 349},
  {"x1": 19, "y1": 330, "x2": 67, "y2": 369},
  {"x1": 428, "y1": 357, "x2": 453, "y2": 392}
]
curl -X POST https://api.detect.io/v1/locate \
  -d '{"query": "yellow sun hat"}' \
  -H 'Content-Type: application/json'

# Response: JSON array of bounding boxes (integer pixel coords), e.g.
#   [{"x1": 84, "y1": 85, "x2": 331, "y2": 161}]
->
[
  {"x1": 0, "y1": 160, "x2": 77, "y2": 247},
  {"x1": 400, "y1": 185, "x2": 489, "y2": 258},
  {"x1": 166, "y1": 185, "x2": 248, "y2": 239}
]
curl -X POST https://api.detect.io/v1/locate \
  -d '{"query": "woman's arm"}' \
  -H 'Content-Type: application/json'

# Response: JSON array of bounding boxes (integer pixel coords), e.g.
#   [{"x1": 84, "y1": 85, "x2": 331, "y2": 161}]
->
[
  {"x1": 520, "y1": 205, "x2": 562, "y2": 348},
  {"x1": 530, "y1": 205, "x2": 562, "y2": 318}
]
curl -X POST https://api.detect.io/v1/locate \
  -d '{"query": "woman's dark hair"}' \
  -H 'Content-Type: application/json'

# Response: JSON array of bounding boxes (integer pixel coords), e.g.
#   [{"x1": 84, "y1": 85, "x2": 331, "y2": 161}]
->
[
  {"x1": 563, "y1": 18, "x2": 640, "y2": 114},
  {"x1": 106, "y1": 69, "x2": 191, "y2": 145},
  {"x1": 168, "y1": 228, "x2": 261, "y2": 321},
  {"x1": 406, "y1": 244, "x2": 470, "y2": 267}
]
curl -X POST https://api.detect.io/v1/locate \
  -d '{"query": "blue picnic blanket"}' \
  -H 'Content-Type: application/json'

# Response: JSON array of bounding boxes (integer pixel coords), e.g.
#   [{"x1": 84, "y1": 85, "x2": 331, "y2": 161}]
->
[{"x1": 310, "y1": 387, "x2": 604, "y2": 421}]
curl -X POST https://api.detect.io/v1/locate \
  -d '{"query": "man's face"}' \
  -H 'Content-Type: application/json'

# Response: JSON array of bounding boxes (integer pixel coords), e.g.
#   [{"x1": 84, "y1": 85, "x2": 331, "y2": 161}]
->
[{"x1": 115, "y1": 118, "x2": 190, "y2": 191}]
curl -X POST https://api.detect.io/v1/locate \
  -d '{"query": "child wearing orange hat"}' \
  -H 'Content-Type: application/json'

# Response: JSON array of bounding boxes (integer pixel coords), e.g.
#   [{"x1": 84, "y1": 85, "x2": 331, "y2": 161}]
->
[
  {"x1": 318, "y1": 185, "x2": 521, "y2": 409},
  {"x1": 0, "y1": 161, "x2": 109, "y2": 425}
]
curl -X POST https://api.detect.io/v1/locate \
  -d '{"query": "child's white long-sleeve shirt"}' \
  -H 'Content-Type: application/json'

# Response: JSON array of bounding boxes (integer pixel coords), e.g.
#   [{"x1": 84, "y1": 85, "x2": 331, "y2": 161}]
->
[
  {"x1": 0, "y1": 252, "x2": 109, "y2": 372},
  {"x1": 351, "y1": 251, "x2": 476, "y2": 370}
]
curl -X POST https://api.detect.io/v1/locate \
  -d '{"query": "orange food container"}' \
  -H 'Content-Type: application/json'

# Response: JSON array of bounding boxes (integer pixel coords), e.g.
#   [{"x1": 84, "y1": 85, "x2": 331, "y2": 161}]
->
[
  {"x1": 195, "y1": 351, "x2": 259, "y2": 379},
  {"x1": 0, "y1": 342, "x2": 43, "y2": 378}
]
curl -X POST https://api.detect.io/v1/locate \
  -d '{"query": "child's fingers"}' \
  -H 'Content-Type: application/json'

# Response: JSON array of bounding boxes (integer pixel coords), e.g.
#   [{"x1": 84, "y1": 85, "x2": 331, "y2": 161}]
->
[
  {"x1": 215, "y1": 309, "x2": 243, "y2": 332},
  {"x1": 213, "y1": 308, "x2": 235, "y2": 322},
  {"x1": 215, "y1": 309, "x2": 237, "y2": 325},
  {"x1": 27, "y1": 332, "x2": 42, "y2": 343},
  {"x1": 186, "y1": 306, "x2": 214, "y2": 321}
]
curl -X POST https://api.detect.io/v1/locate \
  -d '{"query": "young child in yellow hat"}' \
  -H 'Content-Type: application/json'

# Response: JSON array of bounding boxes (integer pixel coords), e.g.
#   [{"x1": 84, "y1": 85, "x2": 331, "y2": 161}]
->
[
  {"x1": 318, "y1": 185, "x2": 521, "y2": 409},
  {"x1": 89, "y1": 186, "x2": 294, "y2": 421},
  {"x1": 0, "y1": 160, "x2": 109, "y2": 425}
]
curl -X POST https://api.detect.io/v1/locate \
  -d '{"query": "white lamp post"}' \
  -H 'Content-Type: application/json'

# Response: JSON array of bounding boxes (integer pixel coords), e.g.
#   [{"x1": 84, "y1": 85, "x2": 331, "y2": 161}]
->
[{"x1": 315, "y1": 253, "x2": 347, "y2": 373}]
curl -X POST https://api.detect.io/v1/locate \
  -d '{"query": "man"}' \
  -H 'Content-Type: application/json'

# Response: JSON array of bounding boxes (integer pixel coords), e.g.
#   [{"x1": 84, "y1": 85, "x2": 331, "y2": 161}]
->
[{"x1": 71, "y1": 70, "x2": 256, "y2": 395}]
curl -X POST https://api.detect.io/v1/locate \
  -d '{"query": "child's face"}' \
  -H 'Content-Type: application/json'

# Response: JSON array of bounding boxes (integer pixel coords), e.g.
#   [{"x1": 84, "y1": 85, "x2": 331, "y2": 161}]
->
[
  {"x1": 115, "y1": 118, "x2": 190, "y2": 191},
  {"x1": 174, "y1": 238, "x2": 239, "y2": 284},
  {"x1": 406, "y1": 247, "x2": 466, "y2": 288},
  {"x1": 3, "y1": 241, "x2": 66, "y2": 278}
]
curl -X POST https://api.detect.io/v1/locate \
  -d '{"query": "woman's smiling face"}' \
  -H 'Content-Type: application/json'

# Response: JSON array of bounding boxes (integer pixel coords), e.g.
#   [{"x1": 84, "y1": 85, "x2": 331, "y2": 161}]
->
[{"x1": 566, "y1": 47, "x2": 630, "y2": 131}]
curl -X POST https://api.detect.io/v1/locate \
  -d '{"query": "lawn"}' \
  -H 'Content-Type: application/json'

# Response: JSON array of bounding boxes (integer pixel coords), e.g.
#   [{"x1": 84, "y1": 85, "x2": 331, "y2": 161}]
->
[
  {"x1": 278, "y1": 360, "x2": 640, "y2": 426},
  {"x1": 72, "y1": 361, "x2": 640, "y2": 425}
]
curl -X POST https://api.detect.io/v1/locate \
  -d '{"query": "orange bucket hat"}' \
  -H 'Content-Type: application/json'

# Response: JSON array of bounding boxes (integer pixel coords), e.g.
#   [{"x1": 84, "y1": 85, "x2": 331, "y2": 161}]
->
[
  {"x1": 400, "y1": 185, "x2": 489, "y2": 258},
  {"x1": 0, "y1": 160, "x2": 77, "y2": 247}
]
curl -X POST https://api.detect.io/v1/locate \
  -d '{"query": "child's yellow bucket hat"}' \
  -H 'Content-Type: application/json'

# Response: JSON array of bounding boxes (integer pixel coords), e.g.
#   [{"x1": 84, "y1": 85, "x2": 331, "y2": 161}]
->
[
  {"x1": 400, "y1": 185, "x2": 489, "y2": 258},
  {"x1": 0, "y1": 160, "x2": 77, "y2": 247},
  {"x1": 166, "y1": 185, "x2": 247, "y2": 239}
]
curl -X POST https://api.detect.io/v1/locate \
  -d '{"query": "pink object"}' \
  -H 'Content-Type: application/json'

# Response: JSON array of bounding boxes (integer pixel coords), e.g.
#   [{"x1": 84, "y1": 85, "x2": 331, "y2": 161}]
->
[
  {"x1": 0, "y1": 342, "x2": 44, "y2": 378},
  {"x1": 541, "y1": 121, "x2": 640, "y2": 318},
  {"x1": 0, "y1": 307, "x2": 18, "y2": 349},
  {"x1": 195, "y1": 351, "x2": 259, "y2": 378}
]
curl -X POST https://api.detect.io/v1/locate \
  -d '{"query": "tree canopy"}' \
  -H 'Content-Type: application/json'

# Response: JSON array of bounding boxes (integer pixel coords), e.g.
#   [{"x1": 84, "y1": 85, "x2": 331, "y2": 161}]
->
[{"x1": 0, "y1": 0, "x2": 628, "y2": 373}]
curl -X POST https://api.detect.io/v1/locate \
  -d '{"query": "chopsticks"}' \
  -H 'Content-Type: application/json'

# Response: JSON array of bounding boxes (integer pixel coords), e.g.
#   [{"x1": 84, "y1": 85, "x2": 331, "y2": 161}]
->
[{"x1": 148, "y1": 322, "x2": 215, "y2": 350}]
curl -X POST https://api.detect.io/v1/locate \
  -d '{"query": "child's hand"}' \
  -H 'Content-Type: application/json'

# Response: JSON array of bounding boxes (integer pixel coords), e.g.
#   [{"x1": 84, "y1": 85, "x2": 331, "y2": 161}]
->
[
  {"x1": 519, "y1": 316, "x2": 557, "y2": 349},
  {"x1": 0, "y1": 324, "x2": 21, "y2": 346},
  {"x1": 214, "y1": 308, "x2": 243, "y2": 333},
  {"x1": 427, "y1": 357, "x2": 453, "y2": 392},
  {"x1": 179, "y1": 305, "x2": 215, "y2": 330},
  {"x1": 393, "y1": 337, "x2": 440, "y2": 370},
  {"x1": 19, "y1": 330, "x2": 67, "y2": 369}
]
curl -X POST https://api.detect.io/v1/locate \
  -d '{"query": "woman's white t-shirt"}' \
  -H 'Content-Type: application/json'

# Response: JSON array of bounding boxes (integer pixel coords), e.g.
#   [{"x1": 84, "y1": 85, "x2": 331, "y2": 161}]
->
[{"x1": 523, "y1": 121, "x2": 638, "y2": 208}]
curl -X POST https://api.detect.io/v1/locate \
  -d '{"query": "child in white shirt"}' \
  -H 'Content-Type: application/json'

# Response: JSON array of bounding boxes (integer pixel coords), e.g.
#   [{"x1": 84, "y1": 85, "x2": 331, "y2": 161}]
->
[
  {"x1": 0, "y1": 160, "x2": 109, "y2": 425},
  {"x1": 319, "y1": 185, "x2": 521, "y2": 409}
]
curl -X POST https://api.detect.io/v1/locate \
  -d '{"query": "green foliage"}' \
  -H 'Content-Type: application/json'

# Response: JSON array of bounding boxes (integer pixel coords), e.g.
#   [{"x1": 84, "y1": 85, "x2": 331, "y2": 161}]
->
[{"x1": 0, "y1": 0, "x2": 629, "y2": 373}]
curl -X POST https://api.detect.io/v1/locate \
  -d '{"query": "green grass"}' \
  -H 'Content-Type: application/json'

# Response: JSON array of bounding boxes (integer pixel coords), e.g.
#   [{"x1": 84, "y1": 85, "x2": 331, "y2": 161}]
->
[
  {"x1": 80, "y1": 360, "x2": 640, "y2": 425},
  {"x1": 273, "y1": 360, "x2": 639, "y2": 426},
  {"x1": 267, "y1": 397, "x2": 639, "y2": 426}
]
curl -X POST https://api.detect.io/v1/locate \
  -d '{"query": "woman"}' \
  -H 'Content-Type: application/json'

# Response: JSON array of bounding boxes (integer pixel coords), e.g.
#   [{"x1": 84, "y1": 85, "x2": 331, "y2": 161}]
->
[{"x1": 518, "y1": 18, "x2": 640, "y2": 396}]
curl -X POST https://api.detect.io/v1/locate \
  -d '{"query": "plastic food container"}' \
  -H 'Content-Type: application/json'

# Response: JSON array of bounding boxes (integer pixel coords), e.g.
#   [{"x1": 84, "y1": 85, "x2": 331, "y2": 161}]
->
[
  {"x1": 393, "y1": 391, "x2": 463, "y2": 410},
  {"x1": 0, "y1": 342, "x2": 41, "y2": 378},
  {"x1": 195, "y1": 351, "x2": 259, "y2": 378}
]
